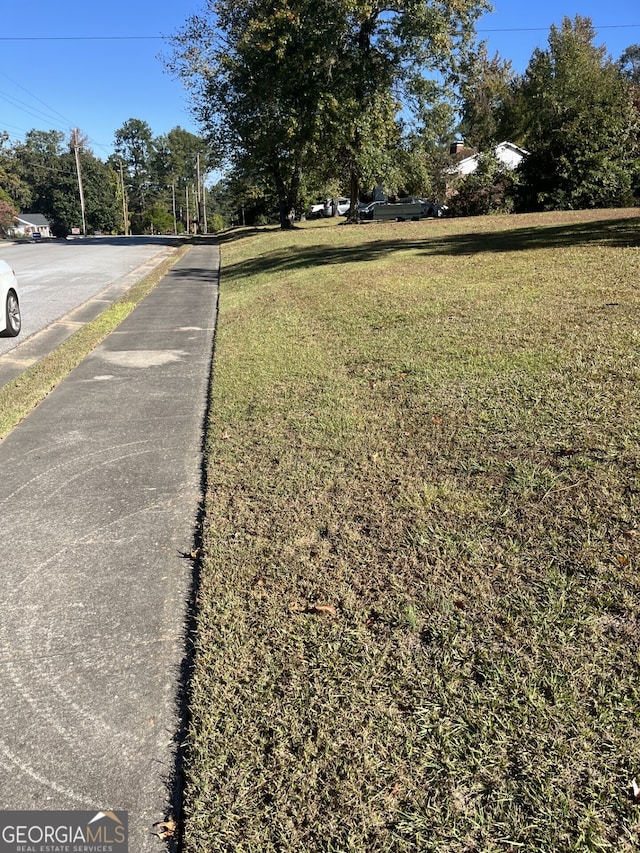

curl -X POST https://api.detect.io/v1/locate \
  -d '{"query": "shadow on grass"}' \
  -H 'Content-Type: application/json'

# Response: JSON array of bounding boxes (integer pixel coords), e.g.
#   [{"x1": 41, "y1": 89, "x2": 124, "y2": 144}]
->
[
  {"x1": 215, "y1": 226, "x2": 281, "y2": 245},
  {"x1": 223, "y1": 215, "x2": 640, "y2": 280}
]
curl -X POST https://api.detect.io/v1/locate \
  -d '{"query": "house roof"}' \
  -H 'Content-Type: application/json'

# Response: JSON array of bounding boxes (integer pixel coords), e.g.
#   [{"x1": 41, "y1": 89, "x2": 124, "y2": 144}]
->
[
  {"x1": 449, "y1": 141, "x2": 530, "y2": 176},
  {"x1": 495, "y1": 141, "x2": 529, "y2": 158},
  {"x1": 17, "y1": 213, "x2": 50, "y2": 227}
]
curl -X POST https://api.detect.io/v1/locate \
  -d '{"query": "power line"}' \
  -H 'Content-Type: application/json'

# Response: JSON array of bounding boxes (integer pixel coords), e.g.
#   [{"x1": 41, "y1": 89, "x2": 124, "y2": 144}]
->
[
  {"x1": 478, "y1": 24, "x2": 640, "y2": 33},
  {"x1": 0, "y1": 24, "x2": 638, "y2": 40},
  {"x1": 0, "y1": 91, "x2": 71, "y2": 133},
  {"x1": 0, "y1": 72, "x2": 116, "y2": 158},
  {"x1": 0, "y1": 72, "x2": 78, "y2": 128},
  {"x1": 0, "y1": 35, "x2": 163, "y2": 41},
  {"x1": 0, "y1": 33, "x2": 176, "y2": 158}
]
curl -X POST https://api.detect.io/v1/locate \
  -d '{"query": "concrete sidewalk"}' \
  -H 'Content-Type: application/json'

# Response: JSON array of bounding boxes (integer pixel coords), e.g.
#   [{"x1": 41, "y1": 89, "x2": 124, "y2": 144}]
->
[{"x1": 0, "y1": 244, "x2": 219, "y2": 851}]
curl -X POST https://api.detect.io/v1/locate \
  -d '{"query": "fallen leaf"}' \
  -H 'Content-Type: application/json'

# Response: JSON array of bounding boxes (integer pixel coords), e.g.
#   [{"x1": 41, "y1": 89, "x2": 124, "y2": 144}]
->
[
  {"x1": 190, "y1": 547, "x2": 202, "y2": 560},
  {"x1": 153, "y1": 818, "x2": 177, "y2": 839},
  {"x1": 431, "y1": 415, "x2": 443, "y2": 424},
  {"x1": 617, "y1": 555, "x2": 630, "y2": 566},
  {"x1": 308, "y1": 603, "x2": 337, "y2": 617}
]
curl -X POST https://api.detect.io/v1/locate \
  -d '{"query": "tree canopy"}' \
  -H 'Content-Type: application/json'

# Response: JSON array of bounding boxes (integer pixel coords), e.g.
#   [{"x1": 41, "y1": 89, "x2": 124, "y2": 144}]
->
[
  {"x1": 457, "y1": 44, "x2": 515, "y2": 150},
  {"x1": 503, "y1": 17, "x2": 639, "y2": 210},
  {"x1": 2, "y1": 14, "x2": 640, "y2": 230},
  {"x1": 618, "y1": 44, "x2": 640, "y2": 86},
  {"x1": 0, "y1": 120, "x2": 217, "y2": 236},
  {"x1": 168, "y1": 0, "x2": 489, "y2": 227}
]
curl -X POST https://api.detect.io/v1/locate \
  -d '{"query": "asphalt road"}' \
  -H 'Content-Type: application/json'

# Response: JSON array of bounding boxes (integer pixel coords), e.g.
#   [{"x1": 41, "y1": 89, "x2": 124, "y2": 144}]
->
[{"x1": 0, "y1": 237, "x2": 180, "y2": 357}]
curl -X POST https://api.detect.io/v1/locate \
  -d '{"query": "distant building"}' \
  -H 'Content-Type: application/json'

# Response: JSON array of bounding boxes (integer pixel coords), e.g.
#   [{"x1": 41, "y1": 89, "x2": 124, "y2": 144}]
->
[
  {"x1": 9, "y1": 213, "x2": 52, "y2": 238},
  {"x1": 451, "y1": 141, "x2": 529, "y2": 177},
  {"x1": 445, "y1": 141, "x2": 529, "y2": 200}
]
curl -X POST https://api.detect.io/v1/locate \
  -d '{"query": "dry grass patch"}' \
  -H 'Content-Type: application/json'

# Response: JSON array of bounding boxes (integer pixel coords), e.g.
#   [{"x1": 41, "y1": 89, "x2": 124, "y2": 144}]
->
[{"x1": 184, "y1": 211, "x2": 640, "y2": 852}]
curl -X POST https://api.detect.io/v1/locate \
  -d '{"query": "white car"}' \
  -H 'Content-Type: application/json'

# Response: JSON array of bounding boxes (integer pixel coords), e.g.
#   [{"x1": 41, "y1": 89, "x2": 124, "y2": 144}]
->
[
  {"x1": 309, "y1": 198, "x2": 351, "y2": 217},
  {"x1": 0, "y1": 260, "x2": 21, "y2": 337}
]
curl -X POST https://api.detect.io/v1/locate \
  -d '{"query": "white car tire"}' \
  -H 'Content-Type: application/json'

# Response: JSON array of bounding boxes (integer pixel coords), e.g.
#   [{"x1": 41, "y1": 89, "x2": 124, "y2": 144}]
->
[{"x1": 2, "y1": 289, "x2": 21, "y2": 337}]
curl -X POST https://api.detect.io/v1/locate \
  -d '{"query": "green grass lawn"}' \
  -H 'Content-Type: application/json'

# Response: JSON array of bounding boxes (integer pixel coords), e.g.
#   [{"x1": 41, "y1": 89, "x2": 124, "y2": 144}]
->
[{"x1": 184, "y1": 210, "x2": 640, "y2": 852}]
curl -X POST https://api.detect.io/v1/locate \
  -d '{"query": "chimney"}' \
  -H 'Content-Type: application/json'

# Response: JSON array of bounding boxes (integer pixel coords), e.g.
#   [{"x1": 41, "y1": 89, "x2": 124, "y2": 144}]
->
[{"x1": 450, "y1": 140, "x2": 465, "y2": 155}]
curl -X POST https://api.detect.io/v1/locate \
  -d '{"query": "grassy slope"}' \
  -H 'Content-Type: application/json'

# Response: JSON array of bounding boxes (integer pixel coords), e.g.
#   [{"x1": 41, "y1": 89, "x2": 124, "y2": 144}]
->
[{"x1": 184, "y1": 210, "x2": 640, "y2": 852}]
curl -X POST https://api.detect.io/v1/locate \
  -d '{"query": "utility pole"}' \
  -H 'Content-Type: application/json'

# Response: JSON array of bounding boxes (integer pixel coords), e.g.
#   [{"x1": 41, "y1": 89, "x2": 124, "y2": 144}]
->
[
  {"x1": 119, "y1": 161, "x2": 129, "y2": 236},
  {"x1": 170, "y1": 182, "x2": 177, "y2": 236},
  {"x1": 74, "y1": 145, "x2": 87, "y2": 237},
  {"x1": 202, "y1": 184, "x2": 208, "y2": 235},
  {"x1": 186, "y1": 185, "x2": 190, "y2": 234},
  {"x1": 196, "y1": 153, "x2": 202, "y2": 233}
]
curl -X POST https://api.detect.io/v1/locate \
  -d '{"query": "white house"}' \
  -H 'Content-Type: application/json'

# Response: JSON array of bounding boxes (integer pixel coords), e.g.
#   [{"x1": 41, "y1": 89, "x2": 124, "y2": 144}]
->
[
  {"x1": 9, "y1": 213, "x2": 52, "y2": 239},
  {"x1": 453, "y1": 141, "x2": 529, "y2": 177}
]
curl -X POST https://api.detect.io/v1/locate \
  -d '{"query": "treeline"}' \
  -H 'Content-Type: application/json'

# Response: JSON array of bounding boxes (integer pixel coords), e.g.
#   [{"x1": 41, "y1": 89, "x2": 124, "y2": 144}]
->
[
  {"x1": 167, "y1": 3, "x2": 640, "y2": 226},
  {"x1": 0, "y1": 120, "x2": 219, "y2": 237},
  {"x1": 2, "y1": 9, "x2": 639, "y2": 234},
  {"x1": 453, "y1": 18, "x2": 640, "y2": 215}
]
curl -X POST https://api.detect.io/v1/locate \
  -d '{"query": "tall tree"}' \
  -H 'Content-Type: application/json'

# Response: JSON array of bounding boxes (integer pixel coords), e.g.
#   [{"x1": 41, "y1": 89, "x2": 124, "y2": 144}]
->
[
  {"x1": 54, "y1": 147, "x2": 121, "y2": 234},
  {"x1": 0, "y1": 132, "x2": 32, "y2": 212},
  {"x1": 168, "y1": 0, "x2": 489, "y2": 228},
  {"x1": 163, "y1": 126, "x2": 214, "y2": 185},
  {"x1": 617, "y1": 45, "x2": 640, "y2": 200},
  {"x1": 11, "y1": 130, "x2": 120, "y2": 234},
  {"x1": 504, "y1": 16, "x2": 639, "y2": 211},
  {"x1": 169, "y1": 0, "x2": 343, "y2": 228},
  {"x1": 324, "y1": 1, "x2": 488, "y2": 210},
  {"x1": 154, "y1": 127, "x2": 215, "y2": 231},
  {"x1": 618, "y1": 44, "x2": 640, "y2": 86},
  {"x1": 458, "y1": 44, "x2": 515, "y2": 150},
  {"x1": 12, "y1": 130, "x2": 67, "y2": 217},
  {"x1": 112, "y1": 118, "x2": 156, "y2": 215}
]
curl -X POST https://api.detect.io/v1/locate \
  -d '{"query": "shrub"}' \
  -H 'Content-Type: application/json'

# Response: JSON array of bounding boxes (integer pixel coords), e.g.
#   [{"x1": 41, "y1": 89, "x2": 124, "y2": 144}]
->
[
  {"x1": 448, "y1": 152, "x2": 519, "y2": 216},
  {"x1": 208, "y1": 213, "x2": 227, "y2": 232}
]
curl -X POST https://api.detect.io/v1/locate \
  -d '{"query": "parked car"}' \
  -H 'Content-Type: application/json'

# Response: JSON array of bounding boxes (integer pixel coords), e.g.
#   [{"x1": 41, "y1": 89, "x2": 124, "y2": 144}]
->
[
  {"x1": 358, "y1": 200, "x2": 388, "y2": 219},
  {"x1": 0, "y1": 260, "x2": 21, "y2": 337},
  {"x1": 309, "y1": 198, "x2": 351, "y2": 217},
  {"x1": 359, "y1": 199, "x2": 448, "y2": 220},
  {"x1": 420, "y1": 200, "x2": 448, "y2": 217}
]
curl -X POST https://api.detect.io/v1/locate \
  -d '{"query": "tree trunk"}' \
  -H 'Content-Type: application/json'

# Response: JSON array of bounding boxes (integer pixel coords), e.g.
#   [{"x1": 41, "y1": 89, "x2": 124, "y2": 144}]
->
[
  {"x1": 274, "y1": 160, "x2": 303, "y2": 230},
  {"x1": 347, "y1": 166, "x2": 360, "y2": 222},
  {"x1": 278, "y1": 200, "x2": 295, "y2": 229}
]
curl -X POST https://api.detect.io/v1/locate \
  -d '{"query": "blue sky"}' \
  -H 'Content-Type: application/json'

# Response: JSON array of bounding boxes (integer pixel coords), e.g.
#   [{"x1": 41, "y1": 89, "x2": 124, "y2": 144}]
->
[{"x1": 1, "y1": 0, "x2": 639, "y2": 160}]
